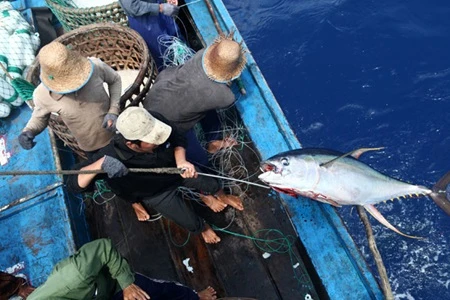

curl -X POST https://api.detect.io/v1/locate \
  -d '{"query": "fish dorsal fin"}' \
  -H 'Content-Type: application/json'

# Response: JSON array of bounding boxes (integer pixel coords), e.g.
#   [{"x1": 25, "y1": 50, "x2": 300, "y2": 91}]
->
[
  {"x1": 350, "y1": 147, "x2": 385, "y2": 159},
  {"x1": 363, "y1": 204, "x2": 424, "y2": 239},
  {"x1": 320, "y1": 147, "x2": 385, "y2": 168}
]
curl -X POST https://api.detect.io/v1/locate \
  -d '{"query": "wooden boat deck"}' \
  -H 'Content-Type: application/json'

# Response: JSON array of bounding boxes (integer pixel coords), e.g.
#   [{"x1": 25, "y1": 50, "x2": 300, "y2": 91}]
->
[{"x1": 84, "y1": 137, "x2": 322, "y2": 300}]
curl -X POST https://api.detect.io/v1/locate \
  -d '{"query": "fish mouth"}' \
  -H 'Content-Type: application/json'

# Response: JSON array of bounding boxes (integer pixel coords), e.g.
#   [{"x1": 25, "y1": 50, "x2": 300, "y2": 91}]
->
[{"x1": 260, "y1": 162, "x2": 280, "y2": 174}]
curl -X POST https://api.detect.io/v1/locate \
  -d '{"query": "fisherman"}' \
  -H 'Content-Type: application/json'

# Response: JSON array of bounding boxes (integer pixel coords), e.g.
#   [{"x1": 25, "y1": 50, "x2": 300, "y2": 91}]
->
[
  {"x1": 118, "y1": 0, "x2": 181, "y2": 69},
  {"x1": 16, "y1": 41, "x2": 151, "y2": 222},
  {"x1": 143, "y1": 33, "x2": 246, "y2": 166},
  {"x1": 18, "y1": 41, "x2": 121, "y2": 157},
  {"x1": 66, "y1": 106, "x2": 243, "y2": 244},
  {"x1": 0, "y1": 238, "x2": 217, "y2": 299}
]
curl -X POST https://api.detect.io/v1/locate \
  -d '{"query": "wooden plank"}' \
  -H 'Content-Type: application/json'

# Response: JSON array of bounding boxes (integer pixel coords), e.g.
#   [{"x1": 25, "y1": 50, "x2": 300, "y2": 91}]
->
[
  {"x1": 84, "y1": 192, "x2": 178, "y2": 280},
  {"x1": 161, "y1": 217, "x2": 225, "y2": 295},
  {"x1": 206, "y1": 218, "x2": 280, "y2": 299}
]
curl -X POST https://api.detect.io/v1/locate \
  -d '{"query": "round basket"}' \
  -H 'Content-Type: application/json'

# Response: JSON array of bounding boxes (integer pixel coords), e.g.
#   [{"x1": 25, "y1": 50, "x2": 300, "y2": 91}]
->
[
  {"x1": 45, "y1": 0, "x2": 128, "y2": 32},
  {"x1": 26, "y1": 23, "x2": 157, "y2": 159}
]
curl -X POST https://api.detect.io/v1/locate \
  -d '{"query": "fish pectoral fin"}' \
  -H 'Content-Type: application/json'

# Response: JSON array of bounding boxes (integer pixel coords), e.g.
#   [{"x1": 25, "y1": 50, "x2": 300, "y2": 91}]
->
[
  {"x1": 363, "y1": 204, "x2": 424, "y2": 239},
  {"x1": 320, "y1": 147, "x2": 385, "y2": 168},
  {"x1": 350, "y1": 147, "x2": 385, "y2": 159}
]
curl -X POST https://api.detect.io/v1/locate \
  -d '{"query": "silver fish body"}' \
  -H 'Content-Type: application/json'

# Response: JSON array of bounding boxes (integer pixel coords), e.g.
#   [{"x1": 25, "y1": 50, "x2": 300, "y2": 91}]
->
[
  {"x1": 258, "y1": 148, "x2": 430, "y2": 206},
  {"x1": 259, "y1": 148, "x2": 450, "y2": 238}
]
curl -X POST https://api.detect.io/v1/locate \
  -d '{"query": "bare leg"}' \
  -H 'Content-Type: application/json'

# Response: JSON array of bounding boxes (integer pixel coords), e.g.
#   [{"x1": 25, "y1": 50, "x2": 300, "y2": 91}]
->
[
  {"x1": 132, "y1": 202, "x2": 150, "y2": 221},
  {"x1": 214, "y1": 189, "x2": 244, "y2": 211},
  {"x1": 198, "y1": 286, "x2": 217, "y2": 300},
  {"x1": 200, "y1": 194, "x2": 227, "y2": 212},
  {"x1": 207, "y1": 136, "x2": 238, "y2": 154},
  {"x1": 201, "y1": 224, "x2": 221, "y2": 244}
]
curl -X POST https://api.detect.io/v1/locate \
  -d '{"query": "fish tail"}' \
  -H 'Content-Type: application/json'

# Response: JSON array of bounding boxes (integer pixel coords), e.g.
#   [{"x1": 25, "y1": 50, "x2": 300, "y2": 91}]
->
[
  {"x1": 431, "y1": 171, "x2": 450, "y2": 215},
  {"x1": 363, "y1": 204, "x2": 423, "y2": 239}
]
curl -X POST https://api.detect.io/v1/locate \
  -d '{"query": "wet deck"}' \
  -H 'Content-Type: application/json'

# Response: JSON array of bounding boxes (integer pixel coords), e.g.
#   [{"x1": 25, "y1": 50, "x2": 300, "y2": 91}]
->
[{"x1": 84, "y1": 136, "x2": 322, "y2": 300}]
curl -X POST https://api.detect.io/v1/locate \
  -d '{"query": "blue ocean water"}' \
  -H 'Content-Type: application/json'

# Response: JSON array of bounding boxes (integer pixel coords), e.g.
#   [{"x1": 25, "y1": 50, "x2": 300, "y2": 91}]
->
[{"x1": 224, "y1": 0, "x2": 450, "y2": 299}]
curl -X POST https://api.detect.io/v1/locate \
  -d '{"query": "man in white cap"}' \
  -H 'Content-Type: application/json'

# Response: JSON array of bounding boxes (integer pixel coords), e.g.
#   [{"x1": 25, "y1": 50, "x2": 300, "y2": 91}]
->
[
  {"x1": 2, "y1": 238, "x2": 218, "y2": 300},
  {"x1": 143, "y1": 33, "x2": 246, "y2": 172},
  {"x1": 18, "y1": 41, "x2": 122, "y2": 156},
  {"x1": 66, "y1": 107, "x2": 242, "y2": 244}
]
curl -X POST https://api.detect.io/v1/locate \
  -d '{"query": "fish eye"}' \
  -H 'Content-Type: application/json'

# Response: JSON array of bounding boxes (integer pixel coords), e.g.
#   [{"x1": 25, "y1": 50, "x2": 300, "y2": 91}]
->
[{"x1": 281, "y1": 157, "x2": 289, "y2": 166}]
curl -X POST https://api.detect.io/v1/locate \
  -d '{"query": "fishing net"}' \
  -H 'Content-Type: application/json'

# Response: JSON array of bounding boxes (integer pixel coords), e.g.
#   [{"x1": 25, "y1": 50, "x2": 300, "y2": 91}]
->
[
  {"x1": 0, "y1": 2, "x2": 40, "y2": 119},
  {"x1": 159, "y1": 35, "x2": 196, "y2": 68}
]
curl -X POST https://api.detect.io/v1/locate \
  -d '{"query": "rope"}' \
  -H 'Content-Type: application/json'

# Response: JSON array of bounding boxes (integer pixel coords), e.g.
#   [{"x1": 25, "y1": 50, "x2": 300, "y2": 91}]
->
[
  {"x1": 179, "y1": 0, "x2": 202, "y2": 8},
  {"x1": 357, "y1": 206, "x2": 394, "y2": 300},
  {"x1": 168, "y1": 220, "x2": 191, "y2": 247},
  {"x1": 0, "y1": 63, "x2": 35, "y2": 101},
  {"x1": 212, "y1": 226, "x2": 310, "y2": 289},
  {"x1": 197, "y1": 172, "x2": 270, "y2": 189}
]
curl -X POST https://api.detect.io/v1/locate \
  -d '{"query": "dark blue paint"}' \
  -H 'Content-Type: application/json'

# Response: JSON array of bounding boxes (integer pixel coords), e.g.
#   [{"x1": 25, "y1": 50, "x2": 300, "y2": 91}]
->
[{"x1": 224, "y1": 0, "x2": 450, "y2": 298}]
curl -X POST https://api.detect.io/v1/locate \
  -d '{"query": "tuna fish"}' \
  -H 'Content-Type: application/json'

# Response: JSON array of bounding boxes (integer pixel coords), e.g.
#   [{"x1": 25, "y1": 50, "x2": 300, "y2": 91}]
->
[{"x1": 258, "y1": 147, "x2": 450, "y2": 238}]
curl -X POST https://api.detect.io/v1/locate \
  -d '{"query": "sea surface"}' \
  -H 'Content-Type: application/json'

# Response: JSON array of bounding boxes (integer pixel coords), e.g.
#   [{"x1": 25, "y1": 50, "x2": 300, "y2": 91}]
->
[{"x1": 223, "y1": 0, "x2": 450, "y2": 299}]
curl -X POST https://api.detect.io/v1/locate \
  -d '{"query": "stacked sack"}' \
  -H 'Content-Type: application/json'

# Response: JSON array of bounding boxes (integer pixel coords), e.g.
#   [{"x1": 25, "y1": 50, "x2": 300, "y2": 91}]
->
[{"x1": 0, "y1": 2, "x2": 40, "y2": 118}]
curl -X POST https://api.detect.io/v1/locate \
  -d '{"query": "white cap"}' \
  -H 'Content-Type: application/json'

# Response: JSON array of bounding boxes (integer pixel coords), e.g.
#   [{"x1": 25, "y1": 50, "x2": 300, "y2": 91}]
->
[{"x1": 116, "y1": 107, "x2": 172, "y2": 145}]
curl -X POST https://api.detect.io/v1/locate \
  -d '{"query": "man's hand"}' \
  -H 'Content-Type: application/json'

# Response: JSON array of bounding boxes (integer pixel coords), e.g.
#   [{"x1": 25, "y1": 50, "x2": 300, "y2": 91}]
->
[
  {"x1": 101, "y1": 155, "x2": 129, "y2": 178},
  {"x1": 177, "y1": 161, "x2": 197, "y2": 178},
  {"x1": 160, "y1": 3, "x2": 179, "y2": 17},
  {"x1": 123, "y1": 283, "x2": 150, "y2": 300},
  {"x1": 18, "y1": 131, "x2": 36, "y2": 150},
  {"x1": 102, "y1": 113, "x2": 118, "y2": 132}
]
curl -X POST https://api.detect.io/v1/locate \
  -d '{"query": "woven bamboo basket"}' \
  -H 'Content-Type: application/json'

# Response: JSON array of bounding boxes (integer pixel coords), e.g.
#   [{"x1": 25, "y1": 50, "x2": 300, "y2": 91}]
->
[
  {"x1": 45, "y1": 0, "x2": 128, "y2": 32},
  {"x1": 26, "y1": 23, "x2": 157, "y2": 159}
]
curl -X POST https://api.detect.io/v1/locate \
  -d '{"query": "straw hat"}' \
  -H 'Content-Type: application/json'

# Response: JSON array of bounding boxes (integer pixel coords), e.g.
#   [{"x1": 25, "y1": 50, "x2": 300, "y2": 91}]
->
[
  {"x1": 116, "y1": 107, "x2": 172, "y2": 145},
  {"x1": 39, "y1": 42, "x2": 93, "y2": 94},
  {"x1": 202, "y1": 33, "x2": 246, "y2": 83}
]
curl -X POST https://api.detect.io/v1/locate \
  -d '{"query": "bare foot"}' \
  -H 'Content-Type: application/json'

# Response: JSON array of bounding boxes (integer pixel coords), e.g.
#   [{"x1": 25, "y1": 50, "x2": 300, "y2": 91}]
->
[
  {"x1": 131, "y1": 203, "x2": 150, "y2": 221},
  {"x1": 198, "y1": 286, "x2": 217, "y2": 300},
  {"x1": 201, "y1": 224, "x2": 221, "y2": 244},
  {"x1": 215, "y1": 190, "x2": 244, "y2": 211},
  {"x1": 200, "y1": 194, "x2": 227, "y2": 212},
  {"x1": 207, "y1": 137, "x2": 238, "y2": 154}
]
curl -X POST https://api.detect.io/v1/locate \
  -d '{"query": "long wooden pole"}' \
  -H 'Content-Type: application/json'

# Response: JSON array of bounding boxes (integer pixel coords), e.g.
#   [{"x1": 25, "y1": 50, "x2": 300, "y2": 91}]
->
[
  {"x1": 357, "y1": 206, "x2": 394, "y2": 300},
  {"x1": 0, "y1": 167, "x2": 183, "y2": 176}
]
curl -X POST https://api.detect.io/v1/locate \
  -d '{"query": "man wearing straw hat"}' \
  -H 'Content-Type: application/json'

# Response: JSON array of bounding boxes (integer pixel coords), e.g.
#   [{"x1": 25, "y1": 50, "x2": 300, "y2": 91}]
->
[
  {"x1": 143, "y1": 33, "x2": 246, "y2": 170},
  {"x1": 1, "y1": 238, "x2": 218, "y2": 300},
  {"x1": 18, "y1": 41, "x2": 122, "y2": 156},
  {"x1": 66, "y1": 106, "x2": 242, "y2": 244}
]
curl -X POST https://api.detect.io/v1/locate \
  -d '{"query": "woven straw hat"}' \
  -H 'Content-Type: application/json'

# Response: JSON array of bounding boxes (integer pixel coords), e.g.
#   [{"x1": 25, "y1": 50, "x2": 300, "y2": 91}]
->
[
  {"x1": 117, "y1": 107, "x2": 172, "y2": 145},
  {"x1": 39, "y1": 42, "x2": 94, "y2": 94},
  {"x1": 202, "y1": 33, "x2": 246, "y2": 83}
]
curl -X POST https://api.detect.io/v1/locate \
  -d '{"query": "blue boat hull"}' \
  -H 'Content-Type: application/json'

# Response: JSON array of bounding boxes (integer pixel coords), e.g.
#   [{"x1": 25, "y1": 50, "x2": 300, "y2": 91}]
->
[{"x1": 0, "y1": 105, "x2": 89, "y2": 285}]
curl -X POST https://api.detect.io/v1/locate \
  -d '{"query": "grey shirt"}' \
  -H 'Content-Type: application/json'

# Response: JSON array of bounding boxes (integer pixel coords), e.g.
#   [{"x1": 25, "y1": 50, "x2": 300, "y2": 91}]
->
[
  {"x1": 118, "y1": 0, "x2": 160, "y2": 17},
  {"x1": 143, "y1": 49, "x2": 236, "y2": 134}
]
